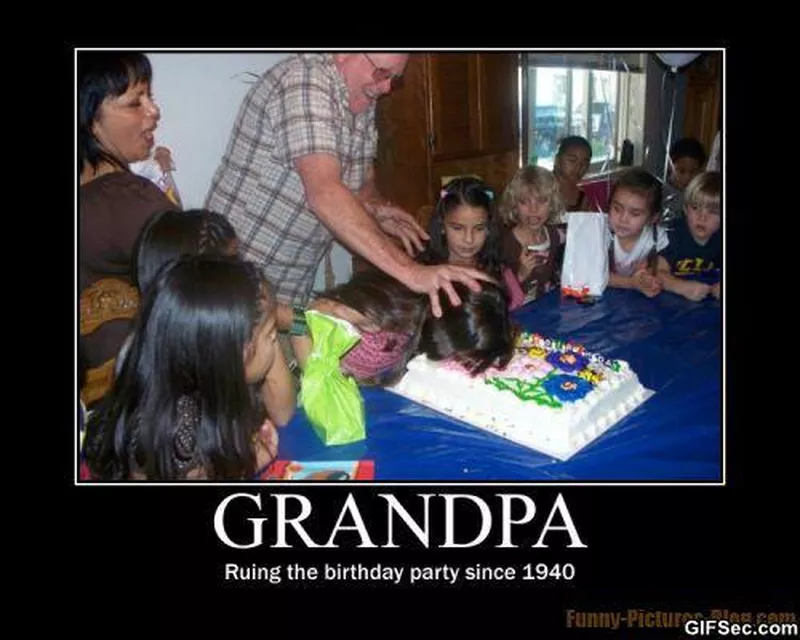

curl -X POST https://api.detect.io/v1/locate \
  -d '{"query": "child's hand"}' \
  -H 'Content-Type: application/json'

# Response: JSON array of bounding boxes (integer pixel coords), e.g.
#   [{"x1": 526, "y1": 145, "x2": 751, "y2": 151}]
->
[
  {"x1": 153, "y1": 146, "x2": 175, "y2": 173},
  {"x1": 310, "y1": 298, "x2": 378, "y2": 332},
  {"x1": 710, "y1": 282, "x2": 720, "y2": 300},
  {"x1": 254, "y1": 418, "x2": 279, "y2": 469},
  {"x1": 684, "y1": 281, "x2": 712, "y2": 302},
  {"x1": 633, "y1": 269, "x2": 662, "y2": 298},
  {"x1": 518, "y1": 249, "x2": 539, "y2": 280},
  {"x1": 532, "y1": 250, "x2": 549, "y2": 266}
]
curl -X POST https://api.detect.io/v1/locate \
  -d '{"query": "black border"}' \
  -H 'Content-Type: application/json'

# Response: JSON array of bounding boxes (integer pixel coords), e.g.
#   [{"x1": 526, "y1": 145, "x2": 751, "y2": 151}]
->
[{"x1": 67, "y1": 41, "x2": 796, "y2": 626}]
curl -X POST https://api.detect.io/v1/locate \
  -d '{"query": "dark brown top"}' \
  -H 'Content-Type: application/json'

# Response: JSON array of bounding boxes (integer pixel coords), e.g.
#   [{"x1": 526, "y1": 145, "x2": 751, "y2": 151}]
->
[
  {"x1": 564, "y1": 188, "x2": 588, "y2": 212},
  {"x1": 79, "y1": 171, "x2": 178, "y2": 370},
  {"x1": 500, "y1": 223, "x2": 566, "y2": 300}
]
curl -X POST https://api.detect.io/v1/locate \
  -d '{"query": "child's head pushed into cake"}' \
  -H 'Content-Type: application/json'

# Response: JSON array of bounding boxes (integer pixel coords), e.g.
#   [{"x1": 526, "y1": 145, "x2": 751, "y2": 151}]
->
[
  {"x1": 84, "y1": 255, "x2": 291, "y2": 481},
  {"x1": 291, "y1": 270, "x2": 514, "y2": 385},
  {"x1": 420, "y1": 279, "x2": 515, "y2": 375},
  {"x1": 417, "y1": 176, "x2": 504, "y2": 281}
]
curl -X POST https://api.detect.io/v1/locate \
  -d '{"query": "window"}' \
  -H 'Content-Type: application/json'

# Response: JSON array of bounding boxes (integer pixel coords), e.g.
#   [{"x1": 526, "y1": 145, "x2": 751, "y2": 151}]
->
[{"x1": 523, "y1": 53, "x2": 647, "y2": 176}]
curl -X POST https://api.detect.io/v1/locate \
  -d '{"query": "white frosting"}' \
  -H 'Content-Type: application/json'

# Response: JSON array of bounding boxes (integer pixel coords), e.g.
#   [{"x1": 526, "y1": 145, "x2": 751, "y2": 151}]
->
[{"x1": 388, "y1": 335, "x2": 652, "y2": 461}]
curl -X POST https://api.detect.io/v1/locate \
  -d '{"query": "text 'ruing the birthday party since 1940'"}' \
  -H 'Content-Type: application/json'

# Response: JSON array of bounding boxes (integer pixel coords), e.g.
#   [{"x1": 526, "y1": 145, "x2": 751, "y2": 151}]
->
[{"x1": 222, "y1": 562, "x2": 576, "y2": 586}]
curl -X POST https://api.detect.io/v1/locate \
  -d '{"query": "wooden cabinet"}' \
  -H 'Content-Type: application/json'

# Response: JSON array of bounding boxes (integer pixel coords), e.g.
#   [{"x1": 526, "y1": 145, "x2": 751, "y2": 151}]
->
[
  {"x1": 683, "y1": 52, "x2": 721, "y2": 157},
  {"x1": 374, "y1": 52, "x2": 520, "y2": 234}
]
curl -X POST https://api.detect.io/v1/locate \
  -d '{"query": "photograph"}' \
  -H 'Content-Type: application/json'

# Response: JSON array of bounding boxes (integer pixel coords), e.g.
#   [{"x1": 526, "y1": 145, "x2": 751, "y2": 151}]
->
[
  {"x1": 74, "y1": 46, "x2": 793, "y2": 632},
  {"x1": 77, "y1": 49, "x2": 721, "y2": 484}
]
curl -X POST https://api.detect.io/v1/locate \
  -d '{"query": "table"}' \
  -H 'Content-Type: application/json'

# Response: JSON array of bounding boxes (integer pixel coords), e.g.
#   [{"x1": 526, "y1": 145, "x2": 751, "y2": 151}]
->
[{"x1": 278, "y1": 287, "x2": 722, "y2": 481}]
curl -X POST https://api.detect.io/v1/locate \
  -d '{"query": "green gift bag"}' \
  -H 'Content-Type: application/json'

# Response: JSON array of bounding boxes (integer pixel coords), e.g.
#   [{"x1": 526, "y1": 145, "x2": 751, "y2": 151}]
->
[{"x1": 300, "y1": 310, "x2": 366, "y2": 446}]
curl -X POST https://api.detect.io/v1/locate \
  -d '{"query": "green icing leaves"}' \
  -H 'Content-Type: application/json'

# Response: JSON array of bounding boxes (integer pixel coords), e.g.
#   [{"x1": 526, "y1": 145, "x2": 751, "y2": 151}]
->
[{"x1": 484, "y1": 373, "x2": 563, "y2": 408}]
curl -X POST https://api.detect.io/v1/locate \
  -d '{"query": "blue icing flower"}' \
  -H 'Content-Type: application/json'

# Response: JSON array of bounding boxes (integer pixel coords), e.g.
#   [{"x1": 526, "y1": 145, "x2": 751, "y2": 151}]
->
[
  {"x1": 545, "y1": 350, "x2": 589, "y2": 373},
  {"x1": 542, "y1": 374, "x2": 593, "y2": 403}
]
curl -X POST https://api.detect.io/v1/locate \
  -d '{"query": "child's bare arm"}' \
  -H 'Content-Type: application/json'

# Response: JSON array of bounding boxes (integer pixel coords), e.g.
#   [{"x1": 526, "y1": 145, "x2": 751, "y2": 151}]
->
[
  {"x1": 290, "y1": 334, "x2": 312, "y2": 370},
  {"x1": 609, "y1": 270, "x2": 661, "y2": 298},
  {"x1": 289, "y1": 298, "x2": 375, "y2": 373},
  {"x1": 656, "y1": 256, "x2": 711, "y2": 301},
  {"x1": 608, "y1": 272, "x2": 638, "y2": 290},
  {"x1": 276, "y1": 303, "x2": 295, "y2": 332},
  {"x1": 259, "y1": 345, "x2": 296, "y2": 427}
]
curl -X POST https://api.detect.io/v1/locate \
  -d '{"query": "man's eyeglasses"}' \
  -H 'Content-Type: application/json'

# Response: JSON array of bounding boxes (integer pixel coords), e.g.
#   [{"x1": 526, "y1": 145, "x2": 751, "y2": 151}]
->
[{"x1": 363, "y1": 54, "x2": 403, "y2": 86}]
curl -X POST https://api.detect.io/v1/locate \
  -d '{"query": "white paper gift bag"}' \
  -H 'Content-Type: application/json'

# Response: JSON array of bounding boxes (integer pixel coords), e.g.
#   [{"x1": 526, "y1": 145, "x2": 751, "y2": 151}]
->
[{"x1": 560, "y1": 211, "x2": 611, "y2": 298}]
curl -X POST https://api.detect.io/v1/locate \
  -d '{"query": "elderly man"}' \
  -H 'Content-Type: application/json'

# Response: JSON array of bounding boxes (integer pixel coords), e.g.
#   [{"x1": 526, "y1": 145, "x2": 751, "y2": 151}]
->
[{"x1": 206, "y1": 52, "x2": 487, "y2": 318}]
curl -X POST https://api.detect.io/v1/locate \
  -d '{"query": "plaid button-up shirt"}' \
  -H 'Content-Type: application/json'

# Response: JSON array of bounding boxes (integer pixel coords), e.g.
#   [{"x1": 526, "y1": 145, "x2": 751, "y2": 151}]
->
[{"x1": 205, "y1": 53, "x2": 377, "y2": 305}]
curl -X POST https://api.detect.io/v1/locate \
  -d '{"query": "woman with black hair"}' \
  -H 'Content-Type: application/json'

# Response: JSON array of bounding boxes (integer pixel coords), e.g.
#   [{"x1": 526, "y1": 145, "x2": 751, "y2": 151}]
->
[{"x1": 79, "y1": 51, "x2": 179, "y2": 376}]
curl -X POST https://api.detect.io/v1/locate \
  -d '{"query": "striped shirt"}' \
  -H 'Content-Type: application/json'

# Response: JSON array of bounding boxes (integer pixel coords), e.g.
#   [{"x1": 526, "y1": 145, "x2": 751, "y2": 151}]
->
[{"x1": 205, "y1": 53, "x2": 377, "y2": 306}]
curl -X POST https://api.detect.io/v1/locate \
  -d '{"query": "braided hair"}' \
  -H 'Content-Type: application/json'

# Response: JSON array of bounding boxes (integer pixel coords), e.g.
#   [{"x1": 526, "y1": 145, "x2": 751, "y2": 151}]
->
[
  {"x1": 133, "y1": 209, "x2": 239, "y2": 295},
  {"x1": 84, "y1": 256, "x2": 270, "y2": 480}
]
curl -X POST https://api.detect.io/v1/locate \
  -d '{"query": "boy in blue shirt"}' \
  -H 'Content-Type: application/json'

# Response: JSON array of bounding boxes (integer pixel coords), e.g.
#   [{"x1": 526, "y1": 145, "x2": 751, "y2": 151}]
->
[{"x1": 657, "y1": 171, "x2": 721, "y2": 301}]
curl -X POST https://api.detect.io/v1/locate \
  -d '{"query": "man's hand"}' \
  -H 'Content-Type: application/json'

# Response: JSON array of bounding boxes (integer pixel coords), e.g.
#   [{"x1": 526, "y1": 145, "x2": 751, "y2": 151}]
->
[
  {"x1": 373, "y1": 203, "x2": 429, "y2": 256},
  {"x1": 407, "y1": 263, "x2": 495, "y2": 318}
]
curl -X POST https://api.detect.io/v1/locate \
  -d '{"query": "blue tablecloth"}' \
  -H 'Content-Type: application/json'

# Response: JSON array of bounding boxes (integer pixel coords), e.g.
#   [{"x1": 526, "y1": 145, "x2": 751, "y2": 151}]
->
[{"x1": 279, "y1": 288, "x2": 722, "y2": 481}]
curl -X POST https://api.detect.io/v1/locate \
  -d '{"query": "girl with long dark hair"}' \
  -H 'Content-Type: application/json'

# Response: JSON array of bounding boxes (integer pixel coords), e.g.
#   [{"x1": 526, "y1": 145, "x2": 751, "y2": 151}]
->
[{"x1": 84, "y1": 256, "x2": 295, "y2": 481}]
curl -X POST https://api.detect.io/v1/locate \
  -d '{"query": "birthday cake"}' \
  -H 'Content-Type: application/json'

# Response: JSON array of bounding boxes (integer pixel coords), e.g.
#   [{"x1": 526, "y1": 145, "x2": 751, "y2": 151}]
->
[{"x1": 389, "y1": 332, "x2": 653, "y2": 460}]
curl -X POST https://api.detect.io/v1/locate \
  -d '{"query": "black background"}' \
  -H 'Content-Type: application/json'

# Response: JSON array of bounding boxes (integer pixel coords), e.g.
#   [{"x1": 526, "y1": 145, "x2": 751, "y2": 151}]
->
[{"x1": 65, "y1": 40, "x2": 794, "y2": 631}]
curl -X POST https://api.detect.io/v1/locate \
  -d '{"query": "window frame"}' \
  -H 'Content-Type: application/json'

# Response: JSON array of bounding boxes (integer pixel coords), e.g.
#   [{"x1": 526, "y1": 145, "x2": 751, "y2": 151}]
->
[{"x1": 521, "y1": 54, "x2": 645, "y2": 179}]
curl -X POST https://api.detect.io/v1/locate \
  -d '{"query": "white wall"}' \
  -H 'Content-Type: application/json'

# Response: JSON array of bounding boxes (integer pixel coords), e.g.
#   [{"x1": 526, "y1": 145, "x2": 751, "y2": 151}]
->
[{"x1": 146, "y1": 52, "x2": 352, "y2": 291}]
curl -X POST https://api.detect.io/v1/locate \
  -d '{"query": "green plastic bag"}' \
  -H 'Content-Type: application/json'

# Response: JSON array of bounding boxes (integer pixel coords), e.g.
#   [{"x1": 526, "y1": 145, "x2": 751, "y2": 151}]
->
[{"x1": 300, "y1": 310, "x2": 366, "y2": 446}]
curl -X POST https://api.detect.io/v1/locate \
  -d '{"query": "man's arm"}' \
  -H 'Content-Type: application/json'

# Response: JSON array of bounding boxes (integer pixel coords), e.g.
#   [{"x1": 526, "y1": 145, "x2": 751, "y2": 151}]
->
[
  {"x1": 356, "y1": 165, "x2": 429, "y2": 255},
  {"x1": 295, "y1": 153, "x2": 491, "y2": 316},
  {"x1": 297, "y1": 154, "x2": 416, "y2": 280},
  {"x1": 355, "y1": 165, "x2": 384, "y2": 213}
]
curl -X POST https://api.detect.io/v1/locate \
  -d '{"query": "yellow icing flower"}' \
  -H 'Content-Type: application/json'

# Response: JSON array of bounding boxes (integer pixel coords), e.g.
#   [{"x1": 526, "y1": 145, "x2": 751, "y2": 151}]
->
[
  {"x1": 577, "y1": 368, "x2": 605, "y2": 385},
  {"x1": 527, "y1": 346, "x2": 547, "y2": 359}
]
